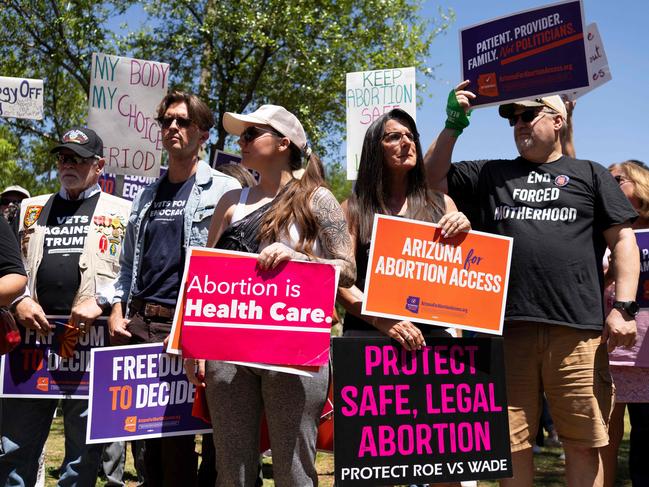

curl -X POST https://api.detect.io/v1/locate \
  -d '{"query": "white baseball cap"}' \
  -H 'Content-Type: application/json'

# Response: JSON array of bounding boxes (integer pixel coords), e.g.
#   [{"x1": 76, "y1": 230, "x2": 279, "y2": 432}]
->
[
  {"x1": 499, "y1": 95, "x2": 567, "y2": 120},
  {"x1": 223, "y1": 105, "x2": 307, "y2": 151}
]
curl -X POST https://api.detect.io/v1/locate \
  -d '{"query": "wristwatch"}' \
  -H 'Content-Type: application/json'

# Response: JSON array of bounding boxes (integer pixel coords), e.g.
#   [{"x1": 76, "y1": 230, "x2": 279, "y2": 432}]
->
[
  {"x1": 96, "y1": 295, "x2": 111, "y2": 311},
  {"x1": 612, "y1": 300, "x2": 640, "y2": 317}
]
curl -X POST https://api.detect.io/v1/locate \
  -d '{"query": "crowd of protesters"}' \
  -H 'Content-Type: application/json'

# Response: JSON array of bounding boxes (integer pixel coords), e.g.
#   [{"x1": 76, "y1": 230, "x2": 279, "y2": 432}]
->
[{"x1": 0, "y1": 83, "x2": 645, "y2": 487}]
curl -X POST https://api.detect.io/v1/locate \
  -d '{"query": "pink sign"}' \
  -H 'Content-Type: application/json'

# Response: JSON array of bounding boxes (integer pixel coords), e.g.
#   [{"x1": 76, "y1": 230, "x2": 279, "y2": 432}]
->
[{"x1": 180, "y1": 249, "x2": 337, "y2": 366}]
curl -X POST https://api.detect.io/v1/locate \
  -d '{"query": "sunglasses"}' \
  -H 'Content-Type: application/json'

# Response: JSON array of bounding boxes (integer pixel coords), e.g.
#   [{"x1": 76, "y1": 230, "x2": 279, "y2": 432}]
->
[
  {"x1": 614, "y1": 175, "x2": 632, "y2": 185},
  {"x1": 507, "y1": 108, "x2": 558, "y2": 127},
  {"x1": 57, "y1": 153, "x2": 97, "y2": 165},
  {"x1": 240, "y1": 126, "x2": 282, "y2": 143},
  {"x1": 156, "y1": 116, "x2": 194, "y2": 129},
  {"x1": 382, "y1": 131, "x2": 417, "y2": 145},
  {"x1": 0, "y1": 198, "x2": 21, "y2": 206}
]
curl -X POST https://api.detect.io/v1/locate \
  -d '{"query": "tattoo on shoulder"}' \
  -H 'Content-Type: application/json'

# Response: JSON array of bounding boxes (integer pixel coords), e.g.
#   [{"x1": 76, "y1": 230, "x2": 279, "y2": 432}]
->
[{"x1": 311, "y1": 188, "x2": 353, "y2": 254}]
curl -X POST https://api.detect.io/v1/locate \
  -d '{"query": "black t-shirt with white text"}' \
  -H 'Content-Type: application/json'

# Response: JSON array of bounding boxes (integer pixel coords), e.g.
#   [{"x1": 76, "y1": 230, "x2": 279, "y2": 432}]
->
[
  {"x1": 36, "y1": 193, "x2": 99, "y2": 315},
  {"x1": 447, "y1": 156, "x2": 637, "y2": 330},
  {"x1": 133, "y1": 175, "x2": 195, "y2": 306},
  {"x1": 0, "y1": 217, "x2": 25, "y2": 279}
]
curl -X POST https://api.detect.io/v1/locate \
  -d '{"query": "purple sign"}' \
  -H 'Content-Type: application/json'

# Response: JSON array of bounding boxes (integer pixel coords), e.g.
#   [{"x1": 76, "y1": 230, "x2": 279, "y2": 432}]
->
[
  {"x1": 213, "y1": 149, "x2": 242, "y2": 168},
  {"x1": 635, "y1": 230, "x2": 649, "y2": 308},
  {"x1": 460, "y1": 0, "x2": 588, "y2": 107},
  {"x1": 98, "y1": 168, "x2": 167, "y2": 201},
  {"x1": 0, "y1": 316, "x2": 109, "y2": 398},
  {"x1": 87, "y1": 343, "x2": 211, "y2": 443}
]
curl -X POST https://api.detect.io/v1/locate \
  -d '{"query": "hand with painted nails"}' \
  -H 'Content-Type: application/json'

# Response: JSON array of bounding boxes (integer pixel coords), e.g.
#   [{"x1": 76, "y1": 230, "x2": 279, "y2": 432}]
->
[{"x1": 438, "y1": 211, "x2": 471, "y2": 238}]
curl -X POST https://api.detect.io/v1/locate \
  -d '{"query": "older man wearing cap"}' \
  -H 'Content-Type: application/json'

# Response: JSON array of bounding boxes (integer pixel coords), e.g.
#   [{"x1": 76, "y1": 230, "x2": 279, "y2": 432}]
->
[
  {"x1": 0, "y1": 127, "x2": 131, "y2": 486},
  {"x1": 424, "y1": 82, "x2": 639, "y2": 487},
  {"x1": 0, "y1": 185, "x2": 30, "y2": 225},
  {"x1": 108, "y1": 91, "x2": 239, "y2": 486}
]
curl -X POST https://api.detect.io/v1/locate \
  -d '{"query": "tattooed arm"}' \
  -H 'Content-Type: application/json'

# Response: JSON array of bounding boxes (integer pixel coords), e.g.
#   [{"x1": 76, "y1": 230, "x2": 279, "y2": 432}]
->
[{"x1": 259, "y1": 187, "x2": 356, "y2": 287}]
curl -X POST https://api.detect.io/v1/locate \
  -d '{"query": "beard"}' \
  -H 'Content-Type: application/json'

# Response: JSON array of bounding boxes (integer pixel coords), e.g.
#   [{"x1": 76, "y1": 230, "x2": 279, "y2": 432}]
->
[{"x1": 515, "y1": 134, "x2": 535, "y2": 155}]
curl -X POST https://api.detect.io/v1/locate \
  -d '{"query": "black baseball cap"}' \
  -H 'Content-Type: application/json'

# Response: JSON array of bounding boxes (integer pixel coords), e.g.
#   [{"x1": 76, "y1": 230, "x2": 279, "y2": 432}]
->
[{"x1": 50, "y1": 127, "x2": 104, "y2": 158}]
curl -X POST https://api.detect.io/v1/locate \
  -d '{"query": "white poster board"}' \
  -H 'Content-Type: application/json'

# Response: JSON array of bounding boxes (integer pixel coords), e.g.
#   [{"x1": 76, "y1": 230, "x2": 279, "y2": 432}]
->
[
  {"x1": 565, "y1": 23, "x2": 611, "y2": 99},
  {"x1": 88, "y1": 53, "x2": 170, "y2": 177},
  {"x1": 0, "y1": 76, "x2": 44, "y2": 120},
  {"x1": 346, "y1": 67, "x2": 416, "y2": 180}
]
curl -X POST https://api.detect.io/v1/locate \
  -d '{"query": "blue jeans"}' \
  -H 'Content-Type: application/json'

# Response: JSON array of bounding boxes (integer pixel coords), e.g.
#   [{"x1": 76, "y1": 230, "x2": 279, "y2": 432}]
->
[{"x1": 0, "y1": 398, "x2": 103, "y2": 487}]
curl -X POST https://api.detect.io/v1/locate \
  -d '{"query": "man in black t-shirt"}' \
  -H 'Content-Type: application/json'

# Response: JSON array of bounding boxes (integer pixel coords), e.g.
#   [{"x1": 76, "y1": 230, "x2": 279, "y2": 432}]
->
[
  {"x1": 109, "y1": 92, "x2": 239, "y2": 486},
  {"x1": 425, "y1": 83, "x2": 639, "y2": 487}
]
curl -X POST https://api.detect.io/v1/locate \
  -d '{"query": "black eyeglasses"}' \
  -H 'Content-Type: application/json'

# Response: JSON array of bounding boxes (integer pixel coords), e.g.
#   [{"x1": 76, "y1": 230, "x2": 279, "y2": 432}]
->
[
  {"x1": 156, "y1": 116, "x2": 194, "y2": 129},
  {"x1": 57, "y1": 153, "x2": 97, "y2": 165},
  {"x1": 240, "y1": 126, "x2": 282, "y2": 143},
  {"x1": 382, "y1": 131, "x2": 417, "y2": 145}
]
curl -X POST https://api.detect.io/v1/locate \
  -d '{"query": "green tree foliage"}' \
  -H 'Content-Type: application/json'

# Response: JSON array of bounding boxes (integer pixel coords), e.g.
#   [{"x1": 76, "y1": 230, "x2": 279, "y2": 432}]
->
[
  {"x1": 0, "y1": 0, "x2": 453, "y2": 189},
  {"x1": 0, "y1": 0, "x2": 130, "y2": 193}
]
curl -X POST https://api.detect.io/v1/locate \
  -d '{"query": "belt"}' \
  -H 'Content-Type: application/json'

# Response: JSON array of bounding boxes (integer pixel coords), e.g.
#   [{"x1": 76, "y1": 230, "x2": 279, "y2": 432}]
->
[{"x1": 130, "y1": 298, "x2": 175, "y2": 320}]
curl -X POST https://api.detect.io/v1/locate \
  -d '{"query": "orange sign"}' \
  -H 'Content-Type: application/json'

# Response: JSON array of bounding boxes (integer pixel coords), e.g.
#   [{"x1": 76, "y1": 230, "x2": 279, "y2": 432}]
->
[{"x1": 362, "y1": 215, "x2": 512, "y2": 335}]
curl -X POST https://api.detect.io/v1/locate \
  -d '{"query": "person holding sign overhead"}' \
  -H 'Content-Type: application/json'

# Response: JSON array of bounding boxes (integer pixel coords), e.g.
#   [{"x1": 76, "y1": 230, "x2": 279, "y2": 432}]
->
[
  {"x1": 185, "y1": 104, "x2": 355, "y2": 487},
  {"x1": 338, "y1": 108, "x2": 470, "y2": 351},
  {"x1": 425, "y1": 81, "x2": 639, "y2": 487}
]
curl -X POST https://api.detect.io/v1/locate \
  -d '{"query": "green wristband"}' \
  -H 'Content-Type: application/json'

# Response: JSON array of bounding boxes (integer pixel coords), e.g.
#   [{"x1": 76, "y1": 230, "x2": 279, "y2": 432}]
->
[{"x1": 445, "y1": 88, "x2": 471, "y2": 136}]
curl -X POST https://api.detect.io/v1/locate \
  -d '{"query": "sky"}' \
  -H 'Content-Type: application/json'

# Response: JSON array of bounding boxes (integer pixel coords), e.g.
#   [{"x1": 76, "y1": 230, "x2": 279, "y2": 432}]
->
[
  {"x1": 108, "y1": 0, "x2": 648, "y2": 168},
  {"x1": 416, "y1": 0, "x2": 649, "y2": 166}
]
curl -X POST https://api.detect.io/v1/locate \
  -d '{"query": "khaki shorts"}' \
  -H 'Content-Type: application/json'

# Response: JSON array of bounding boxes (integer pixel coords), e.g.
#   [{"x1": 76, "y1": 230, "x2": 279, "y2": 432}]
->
[{"x1": 503, "y1": 322, "x2": 614, "y2": 452}]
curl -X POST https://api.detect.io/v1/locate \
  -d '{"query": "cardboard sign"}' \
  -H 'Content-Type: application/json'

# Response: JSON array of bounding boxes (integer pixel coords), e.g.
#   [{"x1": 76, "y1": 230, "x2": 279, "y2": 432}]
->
[
  {"x1": 362, "y1": 215, "x2": 512, "y2": 335},
  {"x1": 346, "y1": 67, "x2": 416, "y2": 180},
  {"x1": 0, "y1": 317, "x2": 109, "y2": 399},
  {"x1": 635, "y1": 230, "x2": 649, "y2": 308},
  {"x1": 0, "y1": 76, "x2": 44, "y2": 119},
  {"x1": 460, "y1": 0, "x2": 588, "y2": 107},
  {"x1": 88, "y1": 52, "x2": 169, "y2": 178},
  {"x1": 565, "y1": 22, "x2": 611, "y2": 99},
  {"x1": 176, "y1": 247, "x2": 338, "y2": 366},
  {"x1": 87, "y1": 343, "x2": 210, "y2": 443},
  {"x1": 333, "y1": 337, "x2": 511, "y2": 485}
]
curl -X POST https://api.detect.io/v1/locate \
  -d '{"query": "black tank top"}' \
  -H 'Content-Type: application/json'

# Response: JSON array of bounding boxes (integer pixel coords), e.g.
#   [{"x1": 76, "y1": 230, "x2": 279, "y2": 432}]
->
[
  {"x1": 343, "y1": 193, "x2": 446, "y2": 332},
  {"x1": 214, "y1": 201, "x2": 273, "y2": 253}
]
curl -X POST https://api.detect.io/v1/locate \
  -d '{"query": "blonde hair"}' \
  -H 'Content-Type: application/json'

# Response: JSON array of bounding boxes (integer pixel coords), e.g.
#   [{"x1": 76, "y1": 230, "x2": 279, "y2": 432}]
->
[{"x1": 609, "y1": 160, "x2": 649, "y2": 219}]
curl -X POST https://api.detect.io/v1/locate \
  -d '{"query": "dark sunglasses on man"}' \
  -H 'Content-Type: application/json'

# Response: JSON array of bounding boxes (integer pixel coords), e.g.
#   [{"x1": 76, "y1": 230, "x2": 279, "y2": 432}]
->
[
  {"x1": 57, "y1": 153, "x2": 99, "y2": 165},
  {"x1": 240, "y1": 126, "x2": 283, "y2": 143},
  {"x1": 156, "y1": 116, "x2": 194, "y2": 129}
]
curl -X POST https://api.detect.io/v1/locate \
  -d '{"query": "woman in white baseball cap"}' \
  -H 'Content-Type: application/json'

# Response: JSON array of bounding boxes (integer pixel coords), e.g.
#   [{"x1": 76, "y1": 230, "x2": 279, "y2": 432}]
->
[{"x1": 185, "y1": 104, "x2": 355, "y2": 486}]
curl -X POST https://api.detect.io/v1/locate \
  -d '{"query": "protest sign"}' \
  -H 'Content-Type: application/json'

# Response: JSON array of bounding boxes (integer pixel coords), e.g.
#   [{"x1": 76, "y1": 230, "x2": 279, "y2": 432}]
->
[
  {"x1": 333, "y1": 337, "x2": 511, "y2": 485},
  {"x1": 460, "y1": 0, "x2": 588, "y2": 107},
  {"x1": 0, "y1": 317, "x2": 109, "y2": 399},
  {"x1": 213, "y1": 149, "x2": 242, "y2": 167},
  {"x1": 0, "y1": 76, "x2": 43, "y2": 120},
  {"x1": 176, "y1": 247, "x2": 337, "y2": 366},
  {"x1": 565, "y1": 22, "x2": 611, "y2": 99},
  {"x1": 88, "y1": 52, "x2": 169, "y2": 178},
  {"x1": 346, "y1": 67, "x2": 416, "y2": 179},
  {"x1": 87, "y1": 343, "x2": 210, "y2": 443},
  {"x1": 635, "y1": 230, "x2": 649, "y2": 308},
  {"x1": 98, "y1": 168, "x2": 166, "y2": 201},
  {"x1": 362, "y1": 215, "x2": 512, "y2": 335}
]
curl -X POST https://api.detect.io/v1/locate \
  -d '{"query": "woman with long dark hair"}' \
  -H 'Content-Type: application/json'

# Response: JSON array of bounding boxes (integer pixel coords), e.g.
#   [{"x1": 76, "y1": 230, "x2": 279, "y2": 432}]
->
[
  {"x1": 185, "y1": 104, "x2": 355, "y2": 486},
  {"x1": 339, "y1": 108, "x2": 470, "y2": 349}
]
